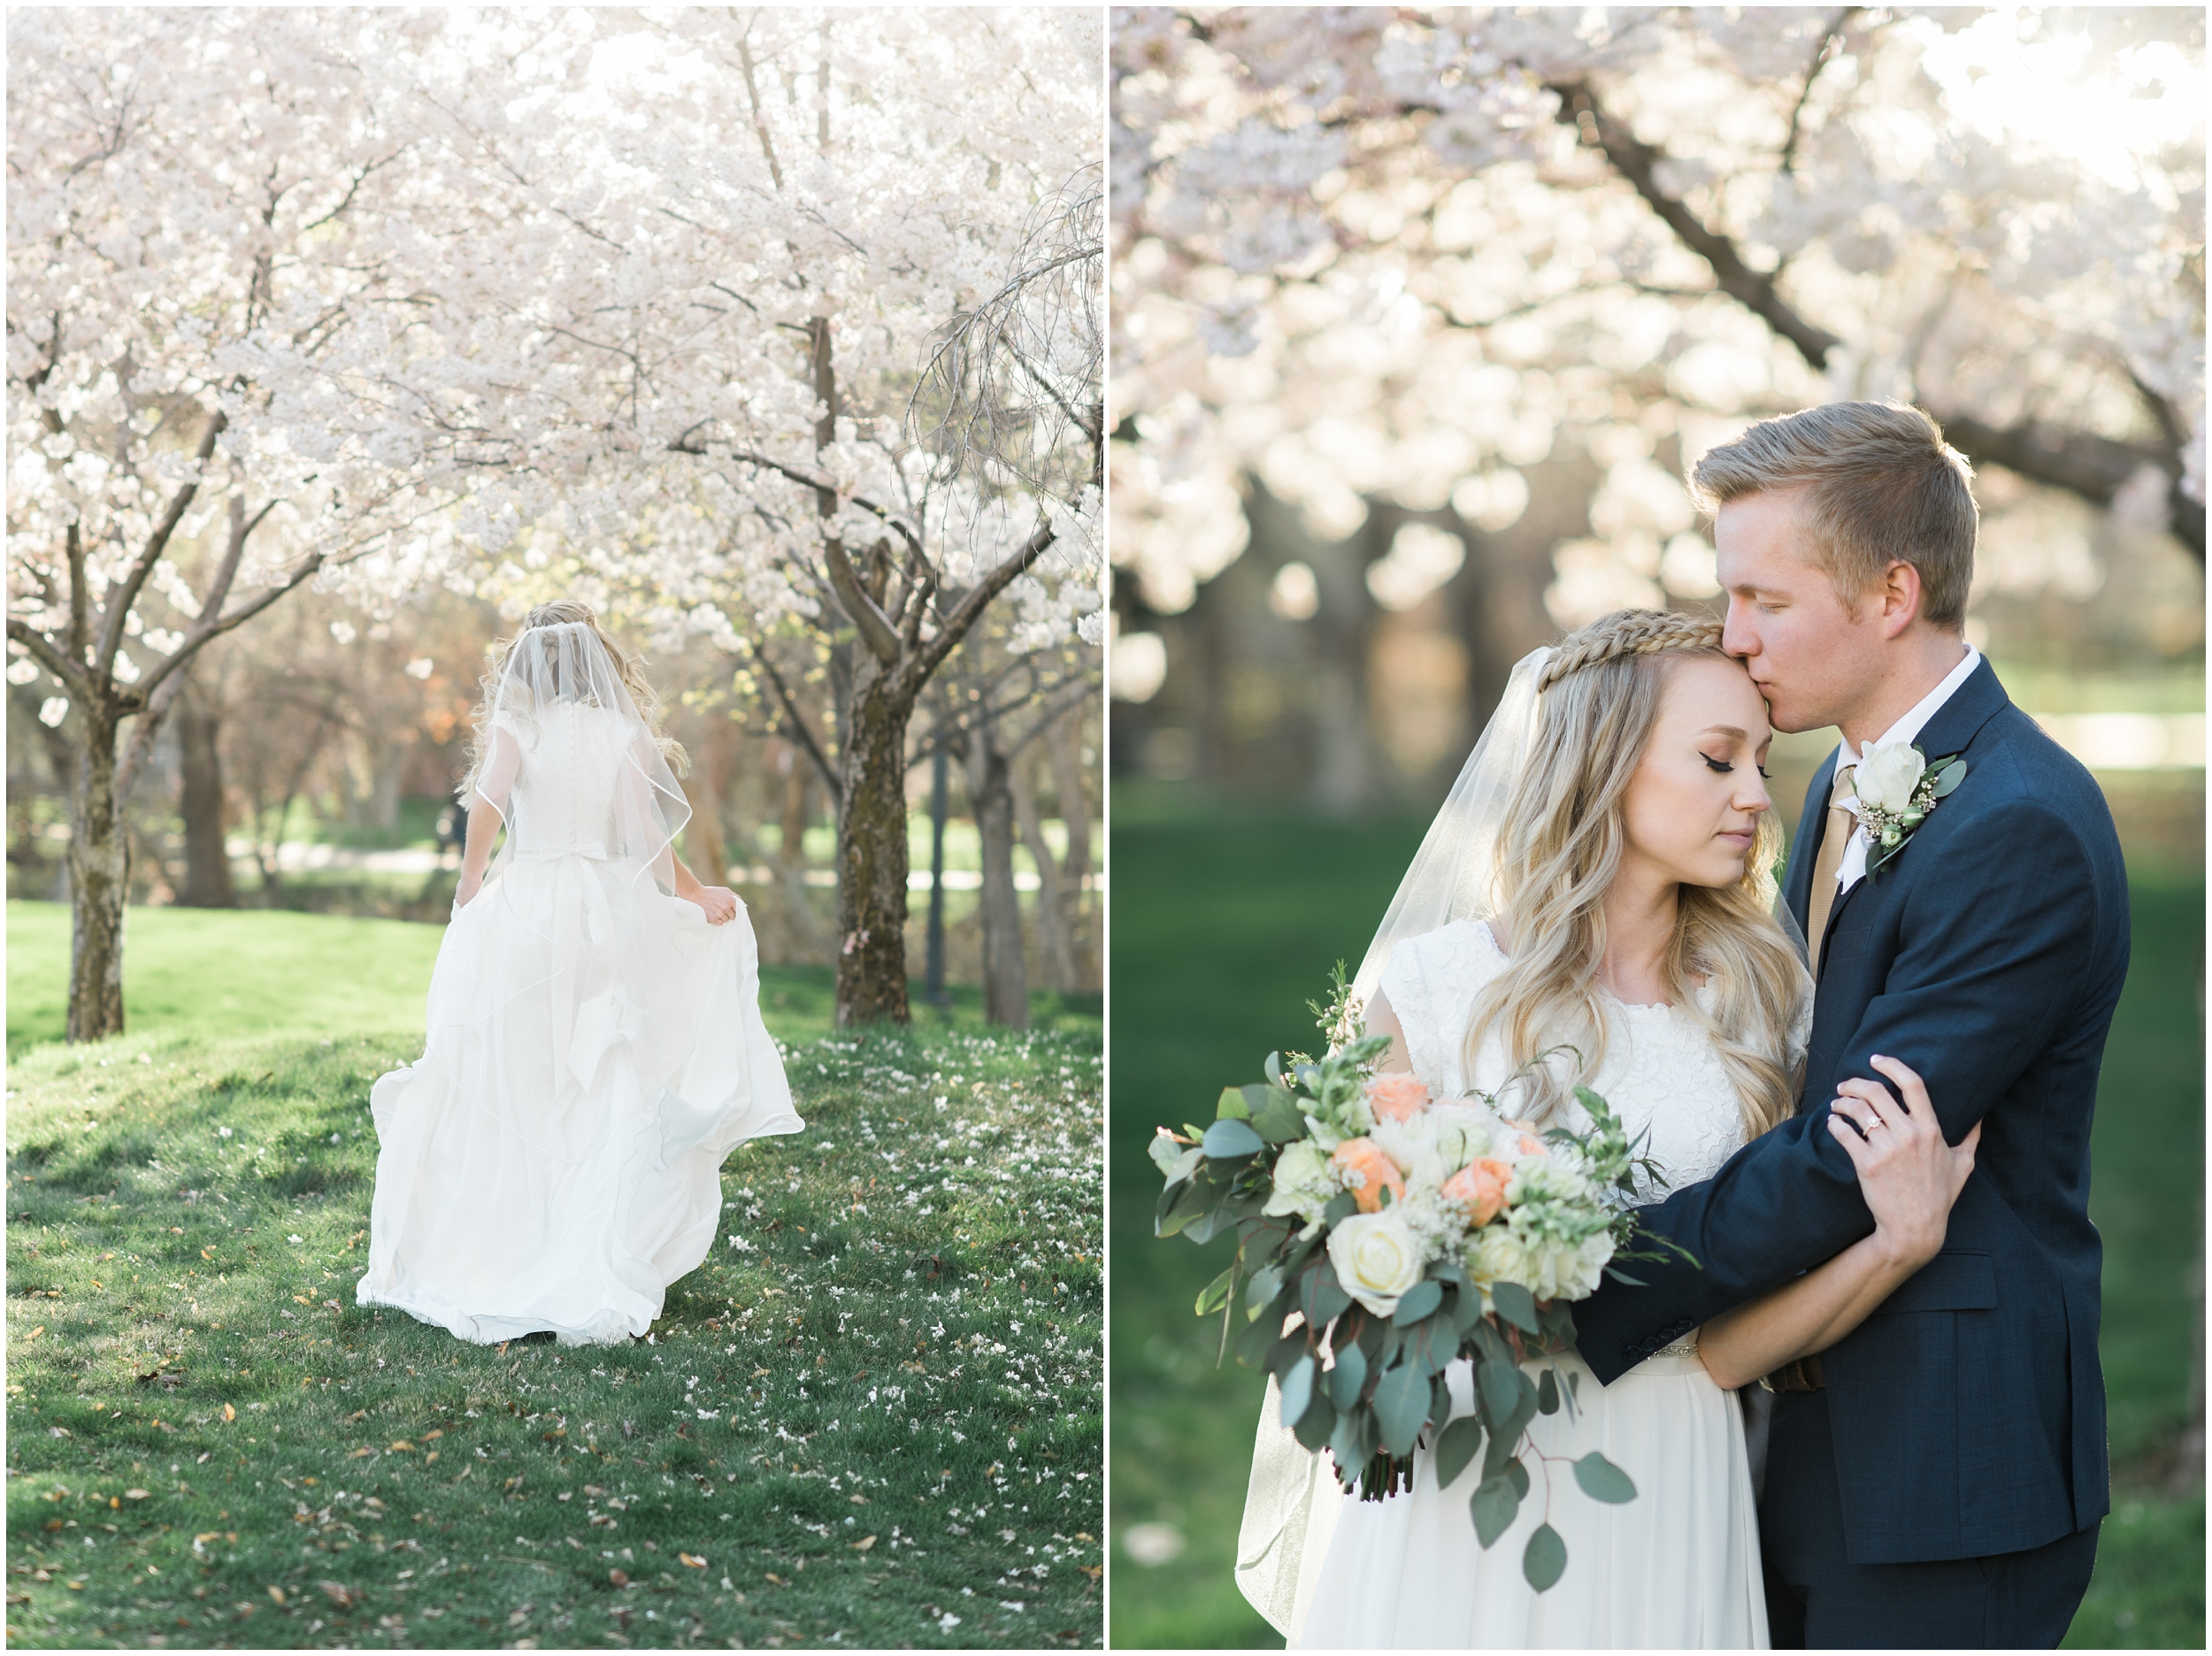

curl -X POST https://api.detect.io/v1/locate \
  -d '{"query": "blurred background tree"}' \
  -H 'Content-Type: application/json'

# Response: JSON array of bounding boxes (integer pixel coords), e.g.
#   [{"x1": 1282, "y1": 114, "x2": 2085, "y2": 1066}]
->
[{"x1": 1108, "y1": 7, "x2": 2200, "y2": 1647}]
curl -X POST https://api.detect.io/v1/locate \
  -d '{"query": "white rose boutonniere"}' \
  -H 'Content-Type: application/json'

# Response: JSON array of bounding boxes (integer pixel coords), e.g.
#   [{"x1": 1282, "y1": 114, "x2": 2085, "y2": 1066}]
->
[
  {"x1": 1849, "y1": 738, "x2": 1967, "y2": 875},
  {"x1": 1855, "y1": 737, "x2": 1926, "y2": 812}
]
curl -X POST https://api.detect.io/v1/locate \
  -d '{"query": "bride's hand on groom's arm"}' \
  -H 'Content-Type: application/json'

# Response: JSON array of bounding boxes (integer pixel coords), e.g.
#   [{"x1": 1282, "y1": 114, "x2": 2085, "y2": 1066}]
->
[
  {"x1": 1695, "y1": 1058, "x2": 1978, "y2": 1391},
  {"x1": 1827, "y1": 1056, "x2": 1980, "y2": 1271}
]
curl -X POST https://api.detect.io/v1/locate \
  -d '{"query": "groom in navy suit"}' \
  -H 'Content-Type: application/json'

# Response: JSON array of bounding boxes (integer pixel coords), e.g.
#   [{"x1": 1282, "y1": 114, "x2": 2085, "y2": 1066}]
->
[{"x1": 1571, "y1": 402, "x2": 2130, "y2": 1648}]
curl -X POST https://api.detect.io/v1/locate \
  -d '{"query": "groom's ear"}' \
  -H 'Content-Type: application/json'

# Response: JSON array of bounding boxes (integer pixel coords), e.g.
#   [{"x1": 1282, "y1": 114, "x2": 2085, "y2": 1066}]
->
[{"x1": 1870, "y1": 558, "x2": 1926, "y2": 639}]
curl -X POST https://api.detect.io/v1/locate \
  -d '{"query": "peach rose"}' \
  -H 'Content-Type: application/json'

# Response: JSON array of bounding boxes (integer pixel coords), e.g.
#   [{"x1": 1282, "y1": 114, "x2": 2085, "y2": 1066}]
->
[
  {"x1": 1501, "y1": 1117, "x2": 1549, "y2": 1158},
  {"x1": 1364, "y1": 1072, "x2": 1431, "y2": 1124},
  {"x1": 1440, "y1": 1157, "x2": 1514, "y2": 1227},
  {"x1": 1331, "y1": 1137, "x2": 1407, "y2": 1214}
]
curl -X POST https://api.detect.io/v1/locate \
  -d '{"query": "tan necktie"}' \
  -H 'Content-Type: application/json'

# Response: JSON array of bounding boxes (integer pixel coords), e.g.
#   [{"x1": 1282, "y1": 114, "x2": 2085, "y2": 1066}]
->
[{"x1": 1804, "y1": 763, "x2": 1857, "y2": 977}]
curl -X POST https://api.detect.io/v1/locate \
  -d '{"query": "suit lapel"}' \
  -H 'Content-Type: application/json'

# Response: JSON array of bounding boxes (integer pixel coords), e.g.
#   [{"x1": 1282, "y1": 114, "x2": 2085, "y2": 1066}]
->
[
  {"x1": 1810, "y1": 658, "x2": 2014, "y2": 966},
  {"x1": 1910, "y1": 656, "x2": 2009, "y2": 761}
]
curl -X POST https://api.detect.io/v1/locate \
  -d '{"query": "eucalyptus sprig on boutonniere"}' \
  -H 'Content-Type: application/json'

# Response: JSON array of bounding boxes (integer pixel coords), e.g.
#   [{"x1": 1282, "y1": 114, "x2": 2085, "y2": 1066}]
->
[{"x1": 1852, "y1": 737, "x2": 1967, "y2": 876}]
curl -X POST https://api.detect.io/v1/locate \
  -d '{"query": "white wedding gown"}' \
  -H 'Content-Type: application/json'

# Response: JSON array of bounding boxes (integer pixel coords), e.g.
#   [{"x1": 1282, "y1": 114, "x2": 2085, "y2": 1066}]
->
[
  {"x1": 357, "y1": 702, "x2": 803, "y2": 1346},
  {"x1": 1254, "y1": 919, "x2": 1784, "y2": 1649}
]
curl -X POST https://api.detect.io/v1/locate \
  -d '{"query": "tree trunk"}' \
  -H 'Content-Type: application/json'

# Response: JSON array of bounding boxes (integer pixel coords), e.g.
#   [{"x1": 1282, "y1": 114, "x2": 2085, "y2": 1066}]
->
[
  {"x1": 1049, "y1": 711, "x2": 1098, "y2": 990},
  {"x1": 832, "y1": 666, "x2": 918, "y2": 1024},
  {"x1": 779, "y1": 744, "x2": 813, "y2": 865},
  {"x1": 966, "y1": 711, "x2": 1028, "y2": 1028},
  {"x1": 680, "y1": 771, "x2": 729, "y2": 886},
  {"x1": 177, "y1": 682, "x2": 234, "y2": 908},
  {"x1": 66, "y1": 707, "x2": 128, "y2": 1042},
  {"x1": 1011, "y1": 743, "x2": 1074, "y2": 992}
]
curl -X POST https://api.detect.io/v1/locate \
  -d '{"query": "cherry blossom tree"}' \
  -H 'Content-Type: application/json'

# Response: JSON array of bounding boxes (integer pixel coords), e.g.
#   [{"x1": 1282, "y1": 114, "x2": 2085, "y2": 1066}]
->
[
  {"x1": 1112, "y1": 4, "x2": 2203, "y2": 648},
  {"x1": 354, "y1": 8, "x2": 1106, "y2": 1024},
  {"x1": 6, "y1": 8, "x2": 476, "y2": 1039}
]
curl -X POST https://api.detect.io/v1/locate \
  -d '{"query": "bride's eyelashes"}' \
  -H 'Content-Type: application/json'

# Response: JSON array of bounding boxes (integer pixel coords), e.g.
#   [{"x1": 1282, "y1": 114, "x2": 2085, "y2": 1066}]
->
[{"x1": 1700, "y1": 753, "x2": 1773, "y2": 779}]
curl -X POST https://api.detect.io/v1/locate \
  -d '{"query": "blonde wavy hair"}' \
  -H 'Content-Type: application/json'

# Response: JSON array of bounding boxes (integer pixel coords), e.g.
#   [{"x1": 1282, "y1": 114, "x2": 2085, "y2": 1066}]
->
[
  {"x1": 459, "y1": 600, "x2": 688, "y2": 801},
  {"x1": 1462, "y1": 608, "x2": 1810, "y2": 1139}
]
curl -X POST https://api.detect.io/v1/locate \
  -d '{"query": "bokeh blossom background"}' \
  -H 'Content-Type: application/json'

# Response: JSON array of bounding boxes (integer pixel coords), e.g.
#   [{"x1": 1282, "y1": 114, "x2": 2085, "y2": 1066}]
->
[{"x1": 1106, "y1": 8, "x2": 2202, "y2": 1647}]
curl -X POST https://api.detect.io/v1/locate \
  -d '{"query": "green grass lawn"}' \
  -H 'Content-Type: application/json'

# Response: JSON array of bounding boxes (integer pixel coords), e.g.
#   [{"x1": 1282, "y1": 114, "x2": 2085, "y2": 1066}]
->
[
  {"x1": 1107, "y1": 782, "x2": 2203, "y2": 1651},
  {"x1": 5, "y1": 901, "x2": 1101, "y2": 1062},
  {"x1": 6, "y1": 909, "x2": 1103, "y2": 1649}
]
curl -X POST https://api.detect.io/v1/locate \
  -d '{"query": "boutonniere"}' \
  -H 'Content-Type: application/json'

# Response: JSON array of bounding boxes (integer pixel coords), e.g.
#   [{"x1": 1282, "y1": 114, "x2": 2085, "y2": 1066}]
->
[{"x1": 1851, "y1": 737, "x2": 1967, "y2": 876}]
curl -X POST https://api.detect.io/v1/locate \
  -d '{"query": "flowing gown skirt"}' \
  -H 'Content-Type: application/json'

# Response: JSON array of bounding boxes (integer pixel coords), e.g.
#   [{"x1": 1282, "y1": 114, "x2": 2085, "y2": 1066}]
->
[
  {"x1": 1296, "y1": 1350, "x2": 1768, "y2": 1649},
  {"x1": 357, "y1": 850, "x2": 803, "y2": 1346}
]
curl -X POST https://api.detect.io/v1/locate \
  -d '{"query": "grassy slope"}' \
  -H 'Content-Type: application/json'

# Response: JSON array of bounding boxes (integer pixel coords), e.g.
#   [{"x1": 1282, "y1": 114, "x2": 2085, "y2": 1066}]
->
[
  {"x1": 6, "y1": 910, "x2": 1103, "y2": 1650},
  {"x1": 1108, "y1": 786, "x2": 2202, "y2": 1651}
]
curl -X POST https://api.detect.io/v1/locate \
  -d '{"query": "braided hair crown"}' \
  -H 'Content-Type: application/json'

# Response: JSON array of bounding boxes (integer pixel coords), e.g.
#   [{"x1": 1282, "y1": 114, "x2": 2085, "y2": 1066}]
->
[{"x1": 1538, "y1": 608, "x2": 1725, "y2": 690}]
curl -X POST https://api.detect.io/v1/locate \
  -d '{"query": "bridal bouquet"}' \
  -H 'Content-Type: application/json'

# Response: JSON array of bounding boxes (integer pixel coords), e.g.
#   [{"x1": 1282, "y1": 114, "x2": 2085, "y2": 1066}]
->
[{"x1": 1151, "y1": 978, "x2": 1677, "y2": 1591}]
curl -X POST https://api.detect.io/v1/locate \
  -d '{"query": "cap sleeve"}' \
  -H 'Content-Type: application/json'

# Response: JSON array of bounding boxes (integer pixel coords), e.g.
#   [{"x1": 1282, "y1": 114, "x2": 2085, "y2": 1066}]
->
[{"x1": 471, "y1": 722, "x2": 523, "y2": 815}]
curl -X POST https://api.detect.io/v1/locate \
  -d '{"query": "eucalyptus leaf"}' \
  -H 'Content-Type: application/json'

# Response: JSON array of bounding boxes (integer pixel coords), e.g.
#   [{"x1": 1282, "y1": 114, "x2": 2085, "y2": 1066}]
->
[
  {"x1": 1303, "y1": 1261, "x2": 1352, "y2": 1330},
  {"x1": 1491, "y1": 1279, "x2": 1540, "y2": 1335},
  {"x1": 1278, "y1": 1353, "x2": 1316, "y2": 1429},
  {"x1": 1328, "y1": 1402, "x2": 1369, "y2": 1474},
  {"x1": 1291, "y1": 1387, "x2": 1337, "y2": 1451},
  {"x1": 1434, "y1": 1416, "x2": 1485, "y2": 1490},
  {"x1": 1391, "y1": 1278, "x2": 1444, "y2": 1326},
  {"x1": 1505, "y1": 1457, "x2": 1530, "y2": 1500},
  {"x1": 1572, "y1": 1451, "x2": 1637, "y2": 1504},
  {"x1": 1244, "y1": 1264, "x2": 1284, "y2": 1321},
  {"x1": 1215, "y1": 1086, "x2": 1251, "y2": 1121},
  {"x1": 1264, "y1": 1051, "x2": 1284, "y2": 1086},
  {"x1": 1470, "y1": 1475, "x2": 1518, "y2": 1548},
  {"x1": 1478, "y1": 1354, "x2": 1519, "y2": 1422},
  {"x1": 1202, "y1": 1117, "x2": 1265, "y2": 1161},
  {"x1": 1194, "y1": 1264, "x2": 1236, "y2": 1317},
  {"x1": 1236, "y1": 1308, "x2": 1284, "y2": 1368},
  {"x1": 1522, "y1": 1522, "x2": 1567, "y2": 1592},
  {"x1": 1328, "y1": 1341, "x2": 1369, "y2": 1411},
  {"x1": 1178, "y1": 1207, "x2": 1229, "y2": 1246},
  {"x1": 1373, "y1": 1359, "x2": 1431, "y2": 1458},
  {"x1": 1536, "y1": 1368, "x2": 1559, "y2": 1415},
  {"x1": 1932, "y1": 761, "x2": 1966, "y2": 798}
]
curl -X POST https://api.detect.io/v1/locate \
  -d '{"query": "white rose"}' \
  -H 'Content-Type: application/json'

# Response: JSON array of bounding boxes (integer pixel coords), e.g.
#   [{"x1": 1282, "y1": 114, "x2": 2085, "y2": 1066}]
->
[
  {"x1": 1327, "y1": 1209, "x2": 1425, "y2": 1315},
  {"x1": 1854, "y1": 738, "x2": 1926, "y2": 813},
  {"x1": 1522, "y1": 1230, "x2": 1616, "y2": 1301},
  {"x1": 1463, "y1": 1223, "x2": 1531, "y2": 1290},
  {"x1": 1263, "y1": 1140, "x2": 1333, "y2": 1221},
  {"x1": 1432, "y1": 1110, "x2": 1492, "y2": 1173}
]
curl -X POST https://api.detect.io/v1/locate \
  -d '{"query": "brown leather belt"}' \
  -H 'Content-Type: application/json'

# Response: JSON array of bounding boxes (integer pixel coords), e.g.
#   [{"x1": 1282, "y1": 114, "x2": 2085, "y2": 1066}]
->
[{"x1": 1760, "y1": 1355, "x2": 1825, "y2": 1393}]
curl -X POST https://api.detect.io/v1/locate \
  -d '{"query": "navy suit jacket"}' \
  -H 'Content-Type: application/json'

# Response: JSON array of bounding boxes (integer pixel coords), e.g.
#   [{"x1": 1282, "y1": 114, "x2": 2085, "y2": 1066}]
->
[{"x1": 1571, "y1": 659, "x2": 2130, "y2": 1565}]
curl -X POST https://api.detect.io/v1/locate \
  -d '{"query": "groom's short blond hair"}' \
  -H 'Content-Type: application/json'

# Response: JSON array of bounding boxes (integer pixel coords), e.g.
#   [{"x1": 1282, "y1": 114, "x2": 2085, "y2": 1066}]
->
[{"x1": 1687, "y1": 402, "x2": 1978, "y2": 628}]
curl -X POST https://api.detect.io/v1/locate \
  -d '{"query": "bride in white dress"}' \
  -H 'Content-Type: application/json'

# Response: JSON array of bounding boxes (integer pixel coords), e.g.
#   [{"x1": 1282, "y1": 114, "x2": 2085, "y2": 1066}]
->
[
  {"x1": 357, "y1": 602, "x2": 802, "y2": 1346},
  {"x1": 1240, "y1": 610, "x2": 1977, "y2": 1649}
]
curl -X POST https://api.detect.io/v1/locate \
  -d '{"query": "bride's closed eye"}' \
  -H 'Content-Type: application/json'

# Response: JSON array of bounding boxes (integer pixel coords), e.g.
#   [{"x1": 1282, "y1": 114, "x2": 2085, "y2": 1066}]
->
[{"x1": 1701, "y1": 754, "x2": 1771, "y2": 778}]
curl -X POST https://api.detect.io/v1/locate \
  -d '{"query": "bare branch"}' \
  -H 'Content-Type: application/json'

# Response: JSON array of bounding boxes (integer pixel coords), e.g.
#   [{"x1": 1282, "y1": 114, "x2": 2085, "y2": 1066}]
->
[
  {"x1": 1778, "y1": 10, "x2": 1860, "y2": 177},
  {"x1": 1549, "y1": 80, "x2": 1841, "y2": 371},
  {"x1": 733, "y1": 632, "x2": 841, "y2": 802},
  {"x1": 94, "y1": 406, "x2": 229, "y2": 678},
  {"x1": 5, "y1": 617, "x2": 87, "y2": 694},
  {"x1": 909, "y1": 517, "x2": 1056, "y2": 689}
]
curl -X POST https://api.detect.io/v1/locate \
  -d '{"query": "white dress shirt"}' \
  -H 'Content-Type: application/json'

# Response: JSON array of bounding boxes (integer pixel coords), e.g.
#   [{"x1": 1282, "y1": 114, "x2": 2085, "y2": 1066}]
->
[{"x1": 1832, "y1": 643, "x2": 1982, "y2": 897}]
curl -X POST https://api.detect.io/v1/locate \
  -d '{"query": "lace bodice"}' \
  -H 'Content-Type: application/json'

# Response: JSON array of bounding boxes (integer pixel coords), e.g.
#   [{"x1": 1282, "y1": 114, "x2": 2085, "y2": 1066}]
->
[
  {"x1": 493, "y1": 703, "x2": 635, "y2": 856},
  {"x1": 1379, "y1": 919, "x2": 1786, "y2": 1192}
]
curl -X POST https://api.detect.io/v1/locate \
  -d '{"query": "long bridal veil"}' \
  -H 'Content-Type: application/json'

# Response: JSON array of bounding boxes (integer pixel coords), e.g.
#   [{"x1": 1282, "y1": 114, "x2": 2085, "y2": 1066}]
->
[{"x1": 1234, "y1": 645, "x2": 1554, "y2": 1639}]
